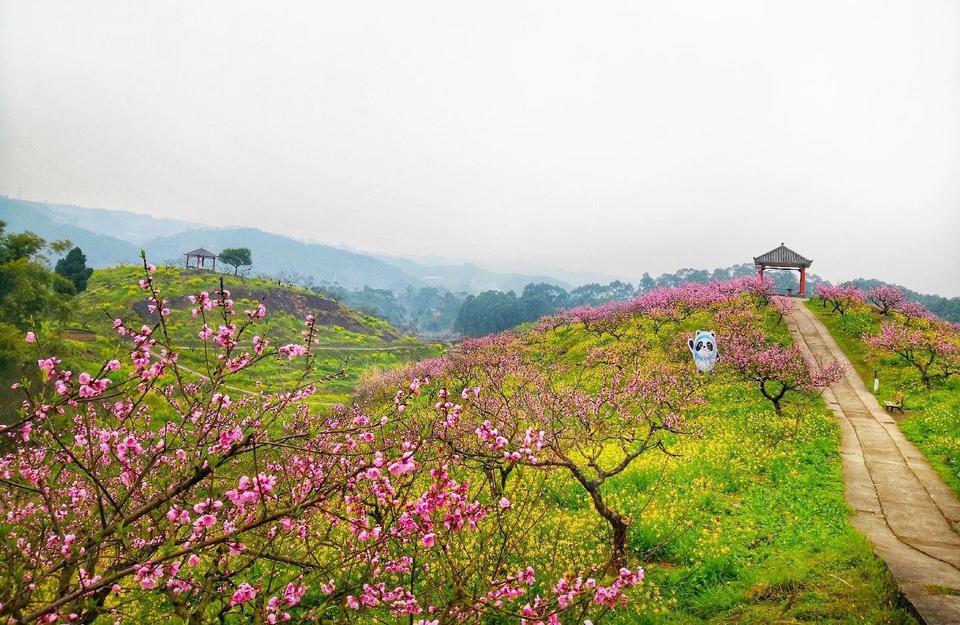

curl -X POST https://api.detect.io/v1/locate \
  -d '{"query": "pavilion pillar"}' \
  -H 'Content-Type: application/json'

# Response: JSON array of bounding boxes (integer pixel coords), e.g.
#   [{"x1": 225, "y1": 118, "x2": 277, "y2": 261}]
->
[
  {"x1": 757, "y1": 265, "x2": 765, "y2": 280},
  {"x1": 799, "y1": 267, "x2": 807, "y2": 297}
]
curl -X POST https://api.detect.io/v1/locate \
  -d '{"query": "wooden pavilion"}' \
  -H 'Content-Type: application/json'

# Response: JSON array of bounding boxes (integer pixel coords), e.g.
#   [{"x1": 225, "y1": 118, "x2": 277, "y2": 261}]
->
[
  {"x1": 184, "y1": 248, "x2": 218, "y2": 271},
  {"x1": 754, "y1": 243, "x2": 812, "y2": 296}
]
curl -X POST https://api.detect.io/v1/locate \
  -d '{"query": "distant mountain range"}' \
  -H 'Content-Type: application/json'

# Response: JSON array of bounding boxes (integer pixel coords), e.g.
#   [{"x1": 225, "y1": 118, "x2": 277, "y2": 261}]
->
[
  {"x1": 0, "y1": 196, "x2": 569, "y2": 293},
  {"x1": 2, "y1": 196, "x2": 957, "y2": 323}
]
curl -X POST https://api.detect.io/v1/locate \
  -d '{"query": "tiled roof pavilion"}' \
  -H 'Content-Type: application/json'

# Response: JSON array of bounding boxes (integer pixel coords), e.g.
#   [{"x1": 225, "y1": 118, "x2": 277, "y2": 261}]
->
[
  {"x1": 184, "y1": 247, "x2": 217, "y2": 258},
  {"x1": 753, "y1": 243, "x2": 812, "y2": 268},
  {"x1": 184, "y1": 247, "x2": 218, "y2": 271},
  {"x1": 754, "y1": 243, "x2": 812, "y2": 296}
]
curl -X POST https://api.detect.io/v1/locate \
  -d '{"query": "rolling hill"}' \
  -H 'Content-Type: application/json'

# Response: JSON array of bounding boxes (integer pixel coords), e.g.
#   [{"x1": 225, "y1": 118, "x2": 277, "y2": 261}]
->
[{"x1": 53, "y1": 265, "x2": 439, "y2": 403}]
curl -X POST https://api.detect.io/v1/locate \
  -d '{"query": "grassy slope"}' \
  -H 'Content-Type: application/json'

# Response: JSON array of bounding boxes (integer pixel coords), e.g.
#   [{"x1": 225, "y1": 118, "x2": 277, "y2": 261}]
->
[
  {"x1": 10, "y1": 272, "x2": 915, "y2": 622},
  {"x1": 807, "y1": 300, "x2": 960, "y2": 496},
  {"x1": 48, "y1": 265, "x2": 440, "y2": 404},
  {"x1": 470, "y1": 306, "x2": 914, "y2": 623}
]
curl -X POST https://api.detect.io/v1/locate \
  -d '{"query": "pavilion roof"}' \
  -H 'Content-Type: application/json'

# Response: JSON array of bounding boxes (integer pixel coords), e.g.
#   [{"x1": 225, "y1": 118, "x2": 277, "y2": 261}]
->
[
  {"x1": 753, "y1": 243, "x2": 811, "y2": 268},
  {"x1": 184, "y1": 248, "x2": 217, "y2": 258}
]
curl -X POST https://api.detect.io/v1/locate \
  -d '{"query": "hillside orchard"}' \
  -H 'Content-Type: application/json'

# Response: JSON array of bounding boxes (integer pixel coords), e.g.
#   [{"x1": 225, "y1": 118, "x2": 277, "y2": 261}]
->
[{"x1": 0, "y1": 262, "x2": 915, "y2": 624}]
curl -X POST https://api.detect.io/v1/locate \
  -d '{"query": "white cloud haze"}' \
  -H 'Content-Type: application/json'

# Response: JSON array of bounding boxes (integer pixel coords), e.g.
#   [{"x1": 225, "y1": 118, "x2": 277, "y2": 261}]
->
[{"x1": 2, "y1": 0, "x2": 959, "y2": 294}]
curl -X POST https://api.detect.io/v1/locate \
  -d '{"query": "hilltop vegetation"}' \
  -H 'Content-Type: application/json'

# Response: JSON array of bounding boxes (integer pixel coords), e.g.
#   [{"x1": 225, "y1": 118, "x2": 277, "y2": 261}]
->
[
  {"x1": 846, "y1": 277, "x2": 960, "y2": 323},
  {"x1": 0, "y1": 269, "x2": 914, "y2": 624},
  {"x1": 6, "y1": 197, "x2": 957, "y2": 340},
  {"x1": 0, "y1": 217, "x2": 438, "y2": 413},
  {"x1": 47, "y1": 265, "x2": 438, "y2": 405}
]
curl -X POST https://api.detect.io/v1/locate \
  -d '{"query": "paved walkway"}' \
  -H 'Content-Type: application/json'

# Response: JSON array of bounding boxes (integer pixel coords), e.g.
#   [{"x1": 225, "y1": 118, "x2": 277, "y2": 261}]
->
[{"x1": 787, "y1": 303, "x2": 960, "y2": 624}]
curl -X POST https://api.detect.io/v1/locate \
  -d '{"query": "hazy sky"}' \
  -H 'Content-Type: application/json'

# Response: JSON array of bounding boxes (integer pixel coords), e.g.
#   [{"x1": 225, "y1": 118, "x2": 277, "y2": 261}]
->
[{"x1": 2, "y1": 1, "x2": 959, "y2": 294}]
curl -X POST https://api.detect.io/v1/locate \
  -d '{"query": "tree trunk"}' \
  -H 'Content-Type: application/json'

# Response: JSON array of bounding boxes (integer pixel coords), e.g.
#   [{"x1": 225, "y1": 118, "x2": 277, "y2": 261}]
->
[
  {"x1": 760, "y1": 380, "x2": 787, "y2": 415},
  {"x1": 912, "y1": 357, "x2": 934, "y2": 389},
  {"x1": 563, "y1": 461, "x2": 631, "y2": 571},
  {"x1": 583, "y1": 480, "x2": 629, "y2": 571}
]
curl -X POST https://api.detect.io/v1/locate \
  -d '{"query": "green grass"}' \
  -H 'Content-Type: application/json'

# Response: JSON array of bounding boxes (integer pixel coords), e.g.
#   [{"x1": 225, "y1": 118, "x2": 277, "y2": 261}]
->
[
  {"x1": 30, "y1": 265, "x2": 440, "y2": 406},
  {"x1": 8, "y1": 273, "x2": 917, "y2": 623},
  {"x1": 454, "y1": 303, "x2": 916, "y2": 623},
  {"x1": 807, "y1": 300, "x2": 960, "y2": 496}
]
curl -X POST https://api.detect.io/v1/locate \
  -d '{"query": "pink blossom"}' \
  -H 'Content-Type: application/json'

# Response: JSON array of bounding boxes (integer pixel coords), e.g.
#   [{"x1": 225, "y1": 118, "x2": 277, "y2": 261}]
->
[
  {"x1": 230, "y1": 582, "x2": 257, "y2": 606},
  {"x1": 282, "y1": 582, "x2": 307, "y2": 606},
  {"x1": 277, "y1": 343, "x2": 308, "y2": 360}
]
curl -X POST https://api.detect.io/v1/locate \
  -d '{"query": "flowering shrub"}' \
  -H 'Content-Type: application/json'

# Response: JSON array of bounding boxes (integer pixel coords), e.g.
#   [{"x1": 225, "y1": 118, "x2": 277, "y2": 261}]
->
[
  {"x1": 718, "y1": 307, "x2": 845, "y2": 414},
  {"x1": 865, "y1": 319, "x2": 960, "y2": 388},
  {"x1": 391, "y1": 334, "x2": 703, "y2": 570},
  {"x1": 0, "y1": 258, "x2": 643, "y2": 624},
  {"x1": 863, "y1": 286, "x2": 938, "y2": 324},
  {"x1": 770, "y1": 296, "x2": 795, "y2": 324},
  {"x1": 866, "y1": 286, "x2": 907, "y2": 317},
  {"x1": 551, "y1": 276, "x2": 774, "y2": 337},
  {"x1": 368, "y1": 277, "x2": 787, "y2": 570},
  {"x1": 814, "y1": 284, "x2": 865, "y2": 316}
]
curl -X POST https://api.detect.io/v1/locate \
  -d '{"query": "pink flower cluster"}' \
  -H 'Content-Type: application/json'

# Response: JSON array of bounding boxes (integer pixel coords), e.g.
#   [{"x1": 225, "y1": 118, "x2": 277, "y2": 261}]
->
[
  {"x1": 555, "y1": 276, "x2": 775, "y2": 333},
  {"x1": 865, "y1": 318, "x2": 960, "y2": 387},
  {"x1": 0, "y1": 259, "x2": 652, "y2": 625},
  {"x1": 815, "y1": 283, "x2": 865, "y2": 315}
]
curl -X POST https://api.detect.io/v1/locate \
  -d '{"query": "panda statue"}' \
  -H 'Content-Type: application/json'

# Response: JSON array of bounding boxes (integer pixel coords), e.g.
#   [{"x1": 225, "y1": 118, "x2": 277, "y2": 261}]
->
[{"x1": 688, "y1": 330, "x2": 718, "y2": 373}]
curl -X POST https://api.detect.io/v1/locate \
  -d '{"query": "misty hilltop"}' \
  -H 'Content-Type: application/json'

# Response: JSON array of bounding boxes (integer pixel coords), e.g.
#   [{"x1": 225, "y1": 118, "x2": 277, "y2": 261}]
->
[{"x1": 0, "y1": 196, "x2": 569, "y2": 293}]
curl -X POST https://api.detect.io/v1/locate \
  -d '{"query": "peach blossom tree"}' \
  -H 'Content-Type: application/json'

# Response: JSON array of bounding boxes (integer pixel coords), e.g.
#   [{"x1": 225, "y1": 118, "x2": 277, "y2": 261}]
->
[{"x1": 0, "y1": 258, "x2": 643, "y2": 625}]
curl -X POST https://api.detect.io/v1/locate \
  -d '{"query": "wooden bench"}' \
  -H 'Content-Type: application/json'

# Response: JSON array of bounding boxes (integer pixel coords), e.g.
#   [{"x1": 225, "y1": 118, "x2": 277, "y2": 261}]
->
[{"x1": 884, "y1": 401, "x2": 904, "y2": 414}]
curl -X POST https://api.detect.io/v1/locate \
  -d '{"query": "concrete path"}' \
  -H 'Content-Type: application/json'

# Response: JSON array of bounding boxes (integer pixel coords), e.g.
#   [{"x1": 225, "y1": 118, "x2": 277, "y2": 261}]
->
[{"x1": 787, "y1": 303, "x2": 960, "y2": 624}]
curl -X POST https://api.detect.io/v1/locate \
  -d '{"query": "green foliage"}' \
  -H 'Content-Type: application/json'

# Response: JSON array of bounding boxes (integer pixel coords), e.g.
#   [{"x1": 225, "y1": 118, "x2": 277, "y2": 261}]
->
[
  {"x1": 54, "y1": 246, "x2": 94, "y2": 292},
  {"x1": 521, "y1": 282, "x2": 571, "y2": 318},
  {"x1": 569, "y1": 279, "x2": 636, "y2": 306},
  {"x1": 218, "y1": 246, "x2": 253, "y2": 275},
  {"x1": 836, "y1": 308, "x2": 874, "y2": 337},
  {"x1": 0, "y1": 222, "x2": 77, "y2": 398},
  {"x1": 0, "y1": 226, "x2": 45, "y2": 263},
  {"x1": 454, "y1": 289, "x2": 525, "y2": 336}
]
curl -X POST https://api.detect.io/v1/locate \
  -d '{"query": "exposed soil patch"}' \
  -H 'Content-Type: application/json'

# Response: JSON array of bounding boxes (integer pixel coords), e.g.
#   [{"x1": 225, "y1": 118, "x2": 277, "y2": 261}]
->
[
  {"x1": 61, "y1": 329, "x2": 97, "y2": 342},
  {"x1": 131, "y1": 287, "x2": 397, "y2": 339}
]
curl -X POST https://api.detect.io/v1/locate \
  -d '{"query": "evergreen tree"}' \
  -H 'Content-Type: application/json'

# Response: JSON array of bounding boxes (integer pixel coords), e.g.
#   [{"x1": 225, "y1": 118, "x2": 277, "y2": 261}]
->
[{"x1": 55, "y1": 247, "x2": 94, "y2": 292}]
